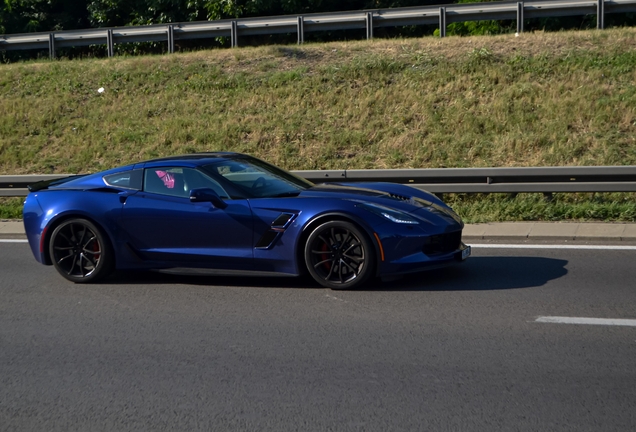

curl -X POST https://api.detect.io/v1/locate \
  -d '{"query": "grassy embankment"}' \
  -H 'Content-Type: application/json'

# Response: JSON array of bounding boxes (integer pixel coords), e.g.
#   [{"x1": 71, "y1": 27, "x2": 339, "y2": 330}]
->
[{"x1": 1, "y1": 29, "x2": 636, "y2": 221}]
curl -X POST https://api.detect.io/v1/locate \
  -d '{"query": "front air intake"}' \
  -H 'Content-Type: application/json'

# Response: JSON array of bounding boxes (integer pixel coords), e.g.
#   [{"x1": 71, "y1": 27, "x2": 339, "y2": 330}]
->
[{"x1": 422, "y1": 230, "x2": 462, "y2": 255}]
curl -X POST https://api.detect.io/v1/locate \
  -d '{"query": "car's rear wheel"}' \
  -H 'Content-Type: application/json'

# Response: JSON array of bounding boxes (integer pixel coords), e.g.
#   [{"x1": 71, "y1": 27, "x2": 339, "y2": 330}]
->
[
  {"x1": 304, "y1": 221, "x2": 374, "y2": 290},
  {"x1": 49, "y1": 218, "x2": 113, "y2": 283}
]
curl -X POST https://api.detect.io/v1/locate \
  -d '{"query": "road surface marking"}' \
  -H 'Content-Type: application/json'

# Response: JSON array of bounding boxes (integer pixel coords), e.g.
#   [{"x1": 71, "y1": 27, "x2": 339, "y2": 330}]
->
[
  {"x1": 536, "y1": 316, "x2": 636, "y2": 327},
  {"x1": 471, "y1": 244, "x2": 636, "y2": 251},
  {"x1": 4, "y1": 240, "x2": 636, "y2": 250}
]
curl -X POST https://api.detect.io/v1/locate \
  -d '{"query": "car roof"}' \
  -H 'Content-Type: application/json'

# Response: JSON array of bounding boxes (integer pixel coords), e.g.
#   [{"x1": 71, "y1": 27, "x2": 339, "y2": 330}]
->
[{"x1": 144, "y1": 152, "x2": 246, "y2": 165}]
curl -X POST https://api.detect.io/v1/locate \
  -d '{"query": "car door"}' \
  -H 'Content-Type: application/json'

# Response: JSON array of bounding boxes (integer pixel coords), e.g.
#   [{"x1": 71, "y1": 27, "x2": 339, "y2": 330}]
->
[{"x1": 120, "y1": 166, "x2": 254, "y2": 269}]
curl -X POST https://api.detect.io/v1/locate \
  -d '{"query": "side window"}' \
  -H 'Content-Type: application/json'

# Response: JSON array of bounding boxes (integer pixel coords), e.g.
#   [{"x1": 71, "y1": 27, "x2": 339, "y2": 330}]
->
[
  {"x1": 182, "y1": 168, "x2": 229, "y2": 199},
  {"x1": 144, "y1": 168, "x2": 188, "y2": 198},
  {"x1": 144, "y1": 167, "x2": 229, "y2": 199},
  {"x1": 103, "y1": 169, "x2": 142, "y2": 190}
]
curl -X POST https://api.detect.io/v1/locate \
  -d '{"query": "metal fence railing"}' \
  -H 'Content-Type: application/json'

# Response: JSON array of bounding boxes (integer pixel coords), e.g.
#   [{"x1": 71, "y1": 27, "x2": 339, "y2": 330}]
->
[
  {"x1": 3, "y1": 166, "x2": 636, "y2": 197},
  {"x1": 2, "y1": 0, "x2": 636, "y2": 58}
]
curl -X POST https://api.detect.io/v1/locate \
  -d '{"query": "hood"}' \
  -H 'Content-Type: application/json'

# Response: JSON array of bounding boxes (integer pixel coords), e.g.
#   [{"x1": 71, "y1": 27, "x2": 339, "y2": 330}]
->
[{"x1": 301, "y1": 182, "x2": 463, "y2": 227}]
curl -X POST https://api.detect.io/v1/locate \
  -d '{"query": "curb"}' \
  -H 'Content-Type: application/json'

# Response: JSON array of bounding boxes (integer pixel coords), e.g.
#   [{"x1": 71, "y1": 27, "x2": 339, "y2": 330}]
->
[
  {"x1": 462, "y1": 222, "x2": 636, "y2": 242},
  {"x1": 0, "y1": 221, "x2": 26, "y2": 239}
]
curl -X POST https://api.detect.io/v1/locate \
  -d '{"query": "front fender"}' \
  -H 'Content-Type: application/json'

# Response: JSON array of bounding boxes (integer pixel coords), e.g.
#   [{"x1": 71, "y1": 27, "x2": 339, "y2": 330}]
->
[{"x1": 297, "y1": 210, "x2": 385, "y2": 277}]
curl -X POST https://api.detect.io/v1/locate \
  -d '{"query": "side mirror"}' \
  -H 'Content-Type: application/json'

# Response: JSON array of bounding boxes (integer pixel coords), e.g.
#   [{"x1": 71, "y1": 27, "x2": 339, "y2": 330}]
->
[{"x1": 189, "y1": 188, "x2": 228, "y2": 209}]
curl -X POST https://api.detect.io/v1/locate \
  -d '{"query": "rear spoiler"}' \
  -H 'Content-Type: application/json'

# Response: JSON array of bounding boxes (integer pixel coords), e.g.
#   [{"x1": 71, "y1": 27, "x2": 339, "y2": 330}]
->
[{"x1": 28, "y1": 174, "x2": 88, "y2": 192}]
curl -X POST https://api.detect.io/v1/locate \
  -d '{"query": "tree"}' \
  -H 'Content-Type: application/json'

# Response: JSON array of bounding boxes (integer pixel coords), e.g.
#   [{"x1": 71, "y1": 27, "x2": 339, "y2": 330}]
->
[{"x1": 1, "y1": 0, "x2": 91, "y2": 33}]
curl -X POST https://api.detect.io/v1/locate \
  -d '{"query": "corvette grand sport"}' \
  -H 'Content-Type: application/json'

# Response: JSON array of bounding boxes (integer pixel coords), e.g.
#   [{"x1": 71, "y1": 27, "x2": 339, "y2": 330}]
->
[{"x1": 23, "y1": 152, "x2": 470, "y2": 289}]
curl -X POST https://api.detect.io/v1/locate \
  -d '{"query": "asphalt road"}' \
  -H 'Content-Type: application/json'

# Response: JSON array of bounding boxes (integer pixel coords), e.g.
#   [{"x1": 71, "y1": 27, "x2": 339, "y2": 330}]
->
[{"x1": 1, "y1": 242, "x2": 635, "y2": 431}]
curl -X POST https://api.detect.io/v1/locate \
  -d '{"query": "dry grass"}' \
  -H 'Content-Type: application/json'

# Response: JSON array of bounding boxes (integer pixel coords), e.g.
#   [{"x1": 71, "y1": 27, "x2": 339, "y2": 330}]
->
[
  {"x1": 2, "y1": 28, "x2": 636, "y2": 175},
  {"x1": 2, "y1": 28, "x2": 636, "y2": 222}
]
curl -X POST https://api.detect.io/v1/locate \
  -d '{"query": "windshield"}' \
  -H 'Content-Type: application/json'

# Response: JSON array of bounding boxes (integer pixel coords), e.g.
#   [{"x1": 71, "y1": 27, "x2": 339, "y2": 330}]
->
[{"x1": 202, "y1": 157, "x2": 313, "y2": 199}]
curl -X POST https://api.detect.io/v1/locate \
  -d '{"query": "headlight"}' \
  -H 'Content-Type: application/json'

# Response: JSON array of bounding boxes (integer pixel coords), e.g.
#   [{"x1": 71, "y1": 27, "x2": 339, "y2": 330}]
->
[{"x1": 358, "y1": 203, "x2": 420, "y2": 224}]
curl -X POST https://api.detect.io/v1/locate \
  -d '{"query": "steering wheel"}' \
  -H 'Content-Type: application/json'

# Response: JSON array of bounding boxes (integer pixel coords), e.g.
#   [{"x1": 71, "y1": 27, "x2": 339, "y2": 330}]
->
[{"x1": 252, "y1": 176, "x2": 267, "y2": 192}]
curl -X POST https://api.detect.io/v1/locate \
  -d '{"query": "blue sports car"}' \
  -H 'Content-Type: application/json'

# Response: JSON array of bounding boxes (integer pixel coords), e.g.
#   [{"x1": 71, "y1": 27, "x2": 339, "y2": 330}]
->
[{"x1": 23, "y1": 152, "x2": 470, "y2": 289}]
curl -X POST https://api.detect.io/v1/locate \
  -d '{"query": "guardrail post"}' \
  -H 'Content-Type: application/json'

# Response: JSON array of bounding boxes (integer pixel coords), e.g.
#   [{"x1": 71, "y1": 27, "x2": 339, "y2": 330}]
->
[
  {"x1": 366, "y1": 12, "x2": 374, "y2": 39},
  {"x1": 48, "y1": 33, "x2": 56, "y2": 59},
  {"x1": 517, "y1": 2, "x2": 524, "y2": 33},
  {"x1": 439, "y1": 7, "x2": 446, "y2": 38},
  {"x1": 107, "y1": 29, "x2": 114, "y2": 57},
  {"x1": 167, "y1": 25, "x2": 175, "y2": 53},
  {"x1": 297, "y1": 16, "x2": 304, "y2": 44},
  {"x1": 231, "y1": 21, "x2": 238, "y2": 47},
  {"x1": 597, "y1": 0, "x2": 605, "y2": 29}
]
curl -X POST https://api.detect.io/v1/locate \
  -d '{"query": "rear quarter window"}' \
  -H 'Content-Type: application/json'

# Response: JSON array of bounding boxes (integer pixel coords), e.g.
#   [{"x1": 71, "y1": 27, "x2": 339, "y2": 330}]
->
[{"x1": 103, "y1": 170, "x2": 142, "y2": 190}]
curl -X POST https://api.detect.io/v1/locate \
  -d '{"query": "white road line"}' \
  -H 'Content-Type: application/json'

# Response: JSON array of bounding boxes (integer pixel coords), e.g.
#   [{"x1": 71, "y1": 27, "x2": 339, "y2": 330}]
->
[
  {"x1": 471, "y1": 244, "x2": 636, "y2": 251},
  {"x1": 536, "y1": 316, "x2": 636, "y2": 327},
  {"x1": 3, "y1": 240, "x2": 636, "y2": 250}
]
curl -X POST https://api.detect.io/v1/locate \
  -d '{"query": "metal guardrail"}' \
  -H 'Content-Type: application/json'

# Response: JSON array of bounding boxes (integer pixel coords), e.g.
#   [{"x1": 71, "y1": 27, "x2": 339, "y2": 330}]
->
[
  {"x1": 295, "y1": 166, "x2": 636, "y2": 193},
  {"x1": 2, "y1": 166, "x2": 636, "y2": 197},
  {"x1": 2, "y1": 0, "x2": 635, "y2": 58},
  {"x1": 0, "y1": 175, "x2": 65, "y2": 197}
]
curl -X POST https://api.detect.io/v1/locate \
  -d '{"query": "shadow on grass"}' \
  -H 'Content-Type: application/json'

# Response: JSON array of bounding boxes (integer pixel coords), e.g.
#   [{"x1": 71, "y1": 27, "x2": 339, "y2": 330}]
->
[{"x1": 100, "y1": 256, "x2": 568, "y2": 292}]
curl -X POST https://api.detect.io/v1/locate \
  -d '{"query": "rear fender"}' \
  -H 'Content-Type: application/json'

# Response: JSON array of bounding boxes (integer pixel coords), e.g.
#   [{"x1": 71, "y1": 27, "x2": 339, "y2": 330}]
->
[{"x1": 28, "y1": 191, "x2": 124, "y2": 266}]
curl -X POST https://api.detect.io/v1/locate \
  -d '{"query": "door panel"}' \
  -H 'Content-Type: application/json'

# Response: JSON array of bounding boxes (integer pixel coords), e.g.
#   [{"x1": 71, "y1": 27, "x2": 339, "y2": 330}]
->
[{"x1": 121, "y1": 192, "x2": 254, "y2": 269}]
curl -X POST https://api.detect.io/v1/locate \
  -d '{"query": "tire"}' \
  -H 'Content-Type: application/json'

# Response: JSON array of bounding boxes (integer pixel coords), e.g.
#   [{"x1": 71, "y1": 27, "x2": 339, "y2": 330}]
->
[
  {"x1": 304, "y1": 220, "x2": 375, "y2": 290},
  {"x1": 48, "y1": 218, "x2": 114, "y2": 283}
]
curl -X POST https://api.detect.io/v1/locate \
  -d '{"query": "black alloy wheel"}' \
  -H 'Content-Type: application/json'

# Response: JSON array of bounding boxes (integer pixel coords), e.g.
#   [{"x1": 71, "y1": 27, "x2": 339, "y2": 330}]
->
[
  {"x1": 49, "y1": 218, "x2": 113, "y2": 283},
  {"x1": 304, "y1": 220, "x2": 374, "y2": 290}
]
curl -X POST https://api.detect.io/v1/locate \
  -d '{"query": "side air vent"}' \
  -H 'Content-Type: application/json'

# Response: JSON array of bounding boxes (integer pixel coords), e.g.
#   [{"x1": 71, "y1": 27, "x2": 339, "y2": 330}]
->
[
  {"x1": 255, "y1": 231, "x2": 280, "y2": 249},
  {"x1": 255, "y1": 212, "x2": 297, "y2": 249},
  {"x1": 272, "y1": 213, "x2": 295, "y2": 229}
]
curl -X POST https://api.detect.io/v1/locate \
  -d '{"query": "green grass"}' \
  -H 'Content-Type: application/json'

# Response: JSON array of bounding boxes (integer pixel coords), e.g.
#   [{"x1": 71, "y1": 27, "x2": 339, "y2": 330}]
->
[
  {"x1": 2, "y1": 29, "x2": 636, "y2": 221},
  {"x1": 0, "y1": 198, "x2": 23, "y2": 219},
  {"x1": 446, "y1": 193, "x2": 636, "y2": 223}
]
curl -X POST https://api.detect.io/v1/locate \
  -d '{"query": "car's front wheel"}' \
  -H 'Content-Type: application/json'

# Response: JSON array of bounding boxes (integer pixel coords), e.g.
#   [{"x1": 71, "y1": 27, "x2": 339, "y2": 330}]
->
[
  {"x1": 49, "y1": 218, "x2": 114, "y2": 283},
  {"x1": 304, "y1": 220, "x2": 375, "y2": 290}
]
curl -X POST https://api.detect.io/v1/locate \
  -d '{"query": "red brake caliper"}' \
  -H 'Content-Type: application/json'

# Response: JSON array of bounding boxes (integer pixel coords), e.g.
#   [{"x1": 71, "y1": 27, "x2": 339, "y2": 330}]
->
[
  {"x1": 92, "y1": 238, "x2": 100, "y2": 262},
  {"x1": 321, "y1": 242, "x2": 331, "y2": 271}
]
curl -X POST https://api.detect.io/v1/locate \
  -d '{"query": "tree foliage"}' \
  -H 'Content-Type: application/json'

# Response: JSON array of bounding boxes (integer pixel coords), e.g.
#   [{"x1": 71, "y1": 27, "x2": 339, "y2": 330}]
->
[
  {"x1": 1, "y1": 0, "x2": 634, "y2": 43},
  {"x1": 1, "y1": 0, "x2": 448, "y2": 34},
  {"x1": 1, "y1": 0, "x2": 90, "y2": 33}
]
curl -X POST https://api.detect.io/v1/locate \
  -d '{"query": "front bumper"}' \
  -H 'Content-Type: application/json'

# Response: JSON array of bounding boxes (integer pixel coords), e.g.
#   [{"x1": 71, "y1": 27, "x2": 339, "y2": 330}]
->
[
  {"x1": 374, "y1": 220, "x2": 470, "y2": 276},
  {"x1": 380, "y1": 242, "x2": 470, "y2": 276}
]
